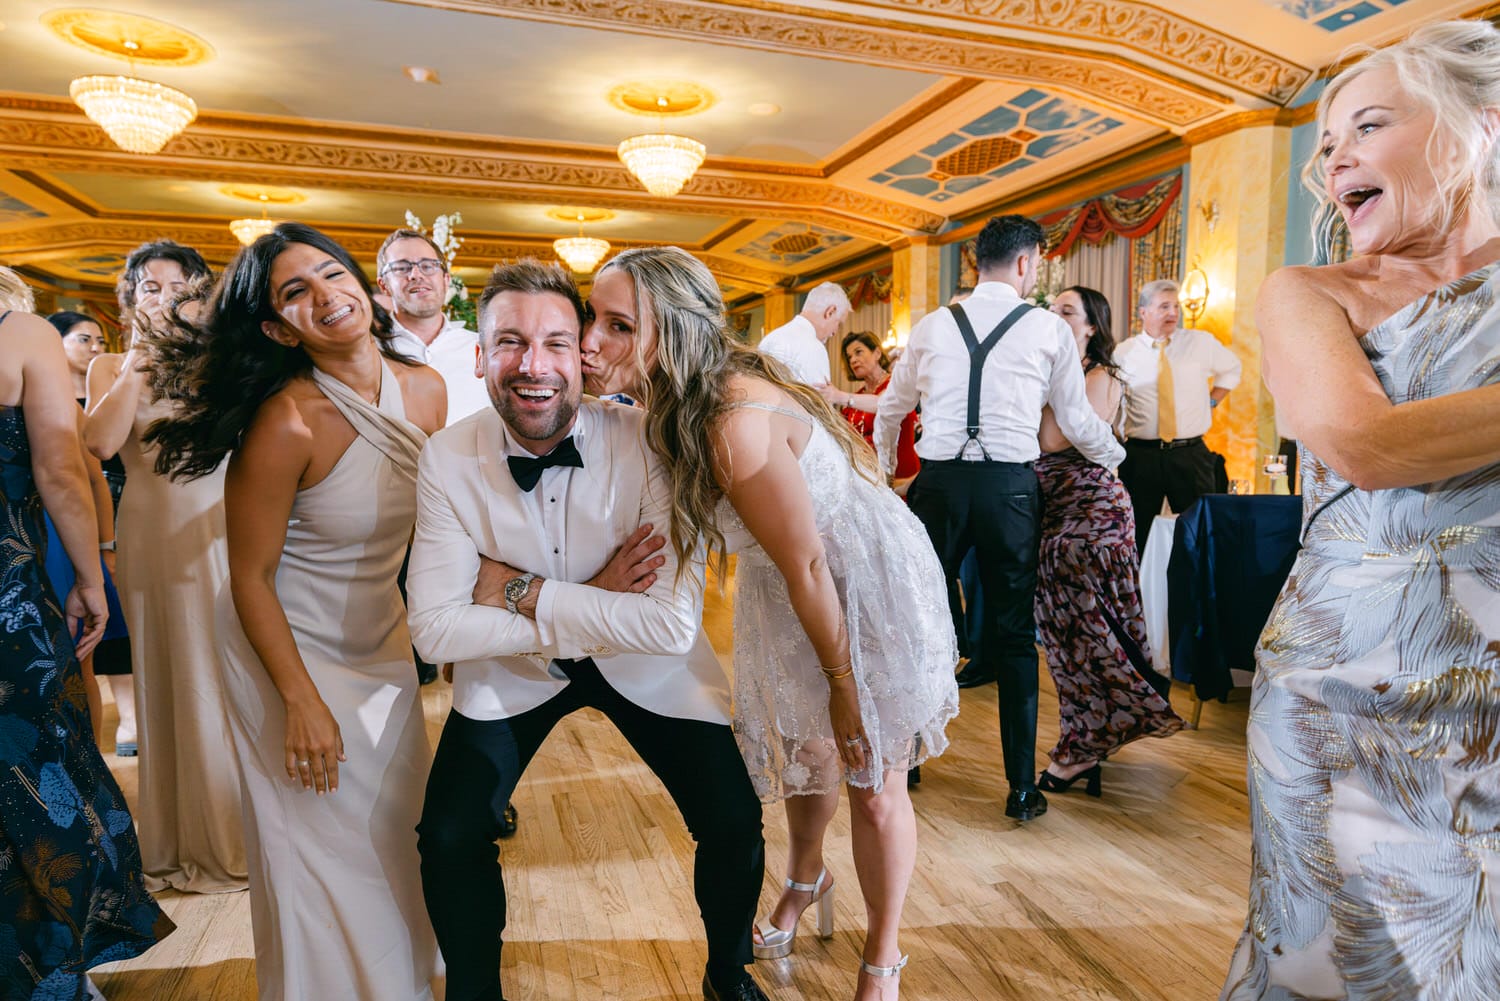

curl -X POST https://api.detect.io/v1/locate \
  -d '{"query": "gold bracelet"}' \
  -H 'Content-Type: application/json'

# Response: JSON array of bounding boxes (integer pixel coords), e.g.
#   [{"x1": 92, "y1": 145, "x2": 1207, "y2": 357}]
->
[{"x1": 820, "y1": 658, "x2": 853, "y2": 680}]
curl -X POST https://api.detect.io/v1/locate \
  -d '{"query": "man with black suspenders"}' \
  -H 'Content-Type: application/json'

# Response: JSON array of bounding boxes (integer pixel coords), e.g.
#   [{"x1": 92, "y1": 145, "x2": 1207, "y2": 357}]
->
[{"x1": 873, "y1": 215, "x2": 1125, "y2": 821}]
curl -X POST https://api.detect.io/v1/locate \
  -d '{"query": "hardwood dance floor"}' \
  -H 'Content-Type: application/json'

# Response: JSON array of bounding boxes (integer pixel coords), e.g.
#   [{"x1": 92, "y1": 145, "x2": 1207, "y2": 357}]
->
[{"x1": 92, "y1": 577, "x2": 1252, "y2": 1000}]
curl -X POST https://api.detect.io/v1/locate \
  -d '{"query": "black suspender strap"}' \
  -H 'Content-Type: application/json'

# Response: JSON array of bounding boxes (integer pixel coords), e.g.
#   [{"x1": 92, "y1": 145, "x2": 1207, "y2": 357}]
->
[{"x1": 947, "y1": 301, "x2": 1035, "y2": 460}]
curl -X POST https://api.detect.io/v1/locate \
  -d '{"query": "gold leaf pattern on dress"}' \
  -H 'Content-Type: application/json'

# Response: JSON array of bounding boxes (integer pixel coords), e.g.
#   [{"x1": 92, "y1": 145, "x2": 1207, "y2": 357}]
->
[{"x1": 1223, "y1": 264, "x2": 1500, "y2": 999}]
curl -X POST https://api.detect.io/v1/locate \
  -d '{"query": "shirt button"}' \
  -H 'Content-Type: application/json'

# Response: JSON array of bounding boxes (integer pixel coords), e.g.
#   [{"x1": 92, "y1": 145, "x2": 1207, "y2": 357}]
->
[
  {"x1": 550, "y1": 497, "x2": 556, "y2": 503},
  {"x1": 553, "y1": 548, "x2": 560, "y2": 554}
]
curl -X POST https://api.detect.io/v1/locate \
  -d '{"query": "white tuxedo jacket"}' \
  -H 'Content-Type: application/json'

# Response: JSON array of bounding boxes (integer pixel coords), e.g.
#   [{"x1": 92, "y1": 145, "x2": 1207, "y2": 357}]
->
[{"x1": 407, "y1": 399, "x2": 731, "y2": 724}]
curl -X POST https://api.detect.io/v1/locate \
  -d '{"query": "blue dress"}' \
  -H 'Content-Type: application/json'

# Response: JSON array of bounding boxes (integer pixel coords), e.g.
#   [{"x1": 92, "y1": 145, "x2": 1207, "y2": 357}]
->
[{"x1": 0, "y1": 392, "x2": 173, "y2": 999}]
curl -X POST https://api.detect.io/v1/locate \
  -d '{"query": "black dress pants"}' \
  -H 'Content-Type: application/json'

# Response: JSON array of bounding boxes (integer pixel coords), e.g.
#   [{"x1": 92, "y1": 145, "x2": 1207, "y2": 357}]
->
[
  {"x1": 417, "y1": 657, "x2": 764, "y2": 1001},
  {"x1": 907, "y1": 459, "x2": 1042, "y2": 791},
  {"x1": 1118, "y1": 438, "x2": 1218, "y2": 554}
]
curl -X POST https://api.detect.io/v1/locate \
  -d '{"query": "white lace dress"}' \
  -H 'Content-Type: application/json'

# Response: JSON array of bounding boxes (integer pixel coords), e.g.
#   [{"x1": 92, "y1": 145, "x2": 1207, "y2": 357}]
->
[{"x1": 721, "y1": 402, "x2": 959, "y2": 800}]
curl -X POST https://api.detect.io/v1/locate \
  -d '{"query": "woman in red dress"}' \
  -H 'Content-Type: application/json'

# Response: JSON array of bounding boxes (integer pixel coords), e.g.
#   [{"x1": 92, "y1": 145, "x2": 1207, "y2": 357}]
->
[{"x1": 820, "y1": 331, "x2": 919, "y2": 493}]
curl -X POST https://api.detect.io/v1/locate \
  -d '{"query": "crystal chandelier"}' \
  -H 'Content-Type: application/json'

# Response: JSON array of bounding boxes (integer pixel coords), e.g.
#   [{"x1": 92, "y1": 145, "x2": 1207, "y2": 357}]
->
[
  {"x1": 617, "y1": 133, "x2": 706, "y2": 197},
  {"x1": 553, "y1": 213, "x2": 611, "y2": 274},
  {"x1": 70, "y1": 75, "x2": 197, "y2": 154},
  {"x1": 229, "y1": 217, "x2": 277, "y2": 246}
]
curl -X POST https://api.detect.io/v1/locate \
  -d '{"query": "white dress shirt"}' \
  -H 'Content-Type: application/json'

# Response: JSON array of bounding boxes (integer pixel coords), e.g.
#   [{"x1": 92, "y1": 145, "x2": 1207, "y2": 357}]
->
[
  {"x1": 1114, "y1": 328, "x2": 1242, "y2": 440},
  {"x1": 874, "y1": 281, "x2": 1125, "y2": 472},
  {"x1": 407, "y1": 399, "x2": 731, "y2": 725},
  {"x1": 757, "y1": 315, "x2": 831, "y2": 386},
  {"x1": 388, "y1": 316, "x2": 491, "y2": 426}
]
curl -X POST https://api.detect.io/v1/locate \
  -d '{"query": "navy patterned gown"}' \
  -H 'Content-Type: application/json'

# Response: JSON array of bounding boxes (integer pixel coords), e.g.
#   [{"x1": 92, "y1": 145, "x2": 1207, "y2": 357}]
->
[{"x1": 0, "y1": 393, "x2": 173, "y2": 999}]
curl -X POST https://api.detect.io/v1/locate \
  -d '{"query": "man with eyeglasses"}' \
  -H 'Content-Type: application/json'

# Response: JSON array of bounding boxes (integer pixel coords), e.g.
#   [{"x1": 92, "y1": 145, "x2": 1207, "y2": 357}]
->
[
  {"x1": 377, "y1": 228, "x2": 492, "y2": 425},
  {"x1": 377, "y1": 229, "x2": 518, "y2": 847}
]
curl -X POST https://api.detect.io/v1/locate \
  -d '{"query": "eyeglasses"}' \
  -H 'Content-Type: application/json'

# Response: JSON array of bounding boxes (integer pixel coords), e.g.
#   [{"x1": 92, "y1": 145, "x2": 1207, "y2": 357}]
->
[{"x1": 381, "y1": 258, "x2": 446, "y2": 278}]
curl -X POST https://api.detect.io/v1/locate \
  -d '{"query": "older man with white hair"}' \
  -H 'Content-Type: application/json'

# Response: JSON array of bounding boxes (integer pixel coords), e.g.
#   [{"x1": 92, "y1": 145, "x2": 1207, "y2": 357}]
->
[
  {"x1": 756, "y1": 281, "x2": 850, "y2": 386},
  {"x1": 1114, "y1": 278, "x2": 1242, "y2": 556}
]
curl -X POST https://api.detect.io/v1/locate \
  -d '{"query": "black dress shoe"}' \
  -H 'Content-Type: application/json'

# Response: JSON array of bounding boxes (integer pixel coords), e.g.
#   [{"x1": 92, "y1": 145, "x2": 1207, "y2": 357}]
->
[
  {"x1": 907, "y1": 764, "x2": 921, "y2": 788},
  {"x1": 417, "y1": 659, "x2": 438, "y2": 685},
  {"x1": 1004, "y1": 788, "x2": 1048, "y2": 821},
  {"x1": 499, "y1": 801, "x2": 519, "y2": 838},
  {"x1": 954, "y1": 662, "x2": 996, "y2": 688},
  {"x1": 703, "y1": 972, "x2": 770, "y2": 1001}
]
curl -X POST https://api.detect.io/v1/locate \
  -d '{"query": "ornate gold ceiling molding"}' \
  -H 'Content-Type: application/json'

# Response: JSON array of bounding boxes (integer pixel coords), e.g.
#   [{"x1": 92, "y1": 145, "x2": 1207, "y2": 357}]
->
[
  {"x1": 827, "y1": 0, "x2": 1308, "y2": 104},
  {"x1": 1, "y1": 219, "x2": 787, "y2": 293},
  {"x1": 0, "y1": 101, "x2": 937, "y2": 239},
  {"x1": 1182, "y1": 107, "x2": 1302, "y2": 147},
  {"x1": 394, "y1": 0, "x2": 1233, "y2": 127}
]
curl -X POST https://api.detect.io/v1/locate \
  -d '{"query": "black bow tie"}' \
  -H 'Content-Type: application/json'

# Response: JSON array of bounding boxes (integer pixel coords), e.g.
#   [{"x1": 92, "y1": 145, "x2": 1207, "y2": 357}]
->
[{"x1": 507, "y1": 436, "x2": 584, "y2": 492}]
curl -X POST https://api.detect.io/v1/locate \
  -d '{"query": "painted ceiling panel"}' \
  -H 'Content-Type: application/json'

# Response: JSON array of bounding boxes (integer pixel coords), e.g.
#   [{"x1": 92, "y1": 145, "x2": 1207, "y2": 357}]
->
[{"x1": 866, "y1": 88, "x2": 1124, "y2": 205}]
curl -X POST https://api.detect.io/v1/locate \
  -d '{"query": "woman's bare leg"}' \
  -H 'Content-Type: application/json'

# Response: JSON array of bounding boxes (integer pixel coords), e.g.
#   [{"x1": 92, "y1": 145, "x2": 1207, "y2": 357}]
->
[{"x1": 848, "y1": 770, "x2": 916, "y2": 1000}]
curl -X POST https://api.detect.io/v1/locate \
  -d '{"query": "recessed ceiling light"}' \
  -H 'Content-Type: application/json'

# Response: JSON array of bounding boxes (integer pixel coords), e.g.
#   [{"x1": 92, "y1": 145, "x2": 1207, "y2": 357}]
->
[
  {"x1": 167, "y1": 183, "x2": 191, "y2": 192},
  {"x1": 403, "y1": 65, "x2": 441, "y2": 84},
  {"x1": 748, "y1": 102, "x2": 780, "y2": 117}
]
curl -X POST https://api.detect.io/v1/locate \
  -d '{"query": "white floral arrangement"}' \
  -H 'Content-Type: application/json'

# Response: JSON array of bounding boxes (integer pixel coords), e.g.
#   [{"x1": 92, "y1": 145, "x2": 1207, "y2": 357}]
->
[{"x1": 403, "y1": 210, "x2": 475, "y2": 325}]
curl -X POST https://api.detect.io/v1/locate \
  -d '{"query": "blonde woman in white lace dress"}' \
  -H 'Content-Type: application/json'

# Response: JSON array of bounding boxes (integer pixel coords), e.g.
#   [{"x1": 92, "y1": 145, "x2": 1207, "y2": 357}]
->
[{"x1": 581, "y1": 246, "x2": 959, "y2": 1001}]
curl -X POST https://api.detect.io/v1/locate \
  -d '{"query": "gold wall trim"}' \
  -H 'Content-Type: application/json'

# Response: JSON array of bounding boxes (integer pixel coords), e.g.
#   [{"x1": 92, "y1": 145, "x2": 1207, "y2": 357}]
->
[
  {"x1": 1183, "y1": 107, "x2": 1301, "y2": 146},
  {"x1": 827, "y1": 0, "x2": 1307, "y2": 104},
  {"x1": 394, "y1": 0, "x2": 1234, "y2": 126},
  {"x1": 0, "y1": 108, "x2": 938, "y2": 240},
  {"x1": 1, "y1": 219, "x2": 787, "y2": 292}
]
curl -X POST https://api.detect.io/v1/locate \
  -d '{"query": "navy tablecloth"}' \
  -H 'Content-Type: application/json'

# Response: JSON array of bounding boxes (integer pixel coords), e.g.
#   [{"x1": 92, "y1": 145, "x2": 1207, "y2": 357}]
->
[{"x1": 1166, "y1": 494, "x2": 1302, "y2": 702}]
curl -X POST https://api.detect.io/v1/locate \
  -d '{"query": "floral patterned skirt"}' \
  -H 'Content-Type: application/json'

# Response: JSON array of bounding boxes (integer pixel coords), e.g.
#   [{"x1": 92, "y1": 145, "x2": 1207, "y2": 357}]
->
[
  {"x1": 1034, "y1": 450, "x2": 1181, "y2": 765},
  {"x1": 1, "y1": 405, "x2": 173, "y2": 1000}
]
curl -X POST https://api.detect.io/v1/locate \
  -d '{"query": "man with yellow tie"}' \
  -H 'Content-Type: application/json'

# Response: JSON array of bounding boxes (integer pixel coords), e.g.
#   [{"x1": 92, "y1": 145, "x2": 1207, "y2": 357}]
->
[{"x1": 1114, "y1": 279, "x2": 1242, "y2": 557}]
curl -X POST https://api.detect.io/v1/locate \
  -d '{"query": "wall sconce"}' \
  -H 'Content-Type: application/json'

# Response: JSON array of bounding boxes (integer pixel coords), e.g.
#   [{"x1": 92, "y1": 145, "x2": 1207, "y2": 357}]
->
[
  {"x1": 1181, "y1": 260, "x2": 1210, "y2": 325},
  {"x1": 1195, "y1": 198, "x2": 1220, "y2": 236}
]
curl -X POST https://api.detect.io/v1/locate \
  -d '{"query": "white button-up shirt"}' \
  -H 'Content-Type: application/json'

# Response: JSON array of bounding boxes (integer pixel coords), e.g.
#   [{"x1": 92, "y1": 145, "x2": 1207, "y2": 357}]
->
[
  {"x1": 757, "y1": 314, "x2": 831, "y2": 386},
  {"x1": 1114, "y1": 328, "x2": 1242, "y2": 440},
  {"x1": 388, "y1": 316, "x2": 491, "y2": 426},
  {"x1": 874, "y1": 281, "x2": 1125, "y2": 472}
]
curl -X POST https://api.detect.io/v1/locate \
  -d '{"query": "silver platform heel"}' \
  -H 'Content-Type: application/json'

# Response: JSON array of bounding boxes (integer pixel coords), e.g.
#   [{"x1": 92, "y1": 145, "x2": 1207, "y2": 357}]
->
[{"x1": 751, "y1": 868, "x2": 834, "y2": 959}]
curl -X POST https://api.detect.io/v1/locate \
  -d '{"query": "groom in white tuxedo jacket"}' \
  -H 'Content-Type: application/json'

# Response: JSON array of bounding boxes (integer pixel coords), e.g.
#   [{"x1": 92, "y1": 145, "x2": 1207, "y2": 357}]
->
[{"x1": 406, "y1": 260, "x2": 768, "y2": 1001}]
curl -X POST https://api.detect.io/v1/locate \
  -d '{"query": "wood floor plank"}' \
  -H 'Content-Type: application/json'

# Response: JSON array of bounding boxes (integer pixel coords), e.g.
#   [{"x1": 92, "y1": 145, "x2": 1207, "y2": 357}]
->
[{"x1": 87, "y1": 571, "x2": 1253, "y2": 1000}]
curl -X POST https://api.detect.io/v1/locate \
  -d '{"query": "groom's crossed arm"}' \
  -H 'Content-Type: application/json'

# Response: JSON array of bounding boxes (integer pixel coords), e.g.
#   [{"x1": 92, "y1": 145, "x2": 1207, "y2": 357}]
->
[
  {"x1": 407, "y1": 444, "x2": 559, "y2": 666},
  {"x1": 481, "y1": 450, "x2": 707, "y2": 661}
]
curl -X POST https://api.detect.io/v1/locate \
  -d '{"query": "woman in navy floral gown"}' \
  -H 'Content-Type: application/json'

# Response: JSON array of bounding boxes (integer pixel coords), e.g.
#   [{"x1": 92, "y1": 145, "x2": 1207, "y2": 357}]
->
[
  {"x1": 0, "y1": 278, "x2": 172, "y2": 1000},
  {"x1": 1034, "y1": 286, "x2": 1181, "y2": 797}
]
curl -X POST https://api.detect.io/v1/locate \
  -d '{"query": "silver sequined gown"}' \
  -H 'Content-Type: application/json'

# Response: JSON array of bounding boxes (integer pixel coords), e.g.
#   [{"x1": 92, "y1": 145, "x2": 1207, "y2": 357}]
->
[
  {"x1": 1222, "y1": 265, "x2": 1500, "y2": 1000},
  {"x1": 721, "y1": 401, "x2": 959, "y2": 801}
]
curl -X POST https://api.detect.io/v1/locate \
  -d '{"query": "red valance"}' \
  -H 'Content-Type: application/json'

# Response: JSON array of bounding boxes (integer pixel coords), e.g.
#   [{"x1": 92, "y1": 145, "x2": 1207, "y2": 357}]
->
[
  {"x1": 1041, "y1": 173, "x2": 1182, "y2": 259},
  {"x1": 842, "y1": 268, "x2": 892, "y2": 310}
]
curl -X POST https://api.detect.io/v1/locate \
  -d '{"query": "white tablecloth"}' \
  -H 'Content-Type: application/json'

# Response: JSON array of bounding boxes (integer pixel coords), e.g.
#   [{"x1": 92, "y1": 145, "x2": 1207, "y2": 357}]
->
[{"x1": 1138, "y1": 513, "x2": 1176, "y2": 682}]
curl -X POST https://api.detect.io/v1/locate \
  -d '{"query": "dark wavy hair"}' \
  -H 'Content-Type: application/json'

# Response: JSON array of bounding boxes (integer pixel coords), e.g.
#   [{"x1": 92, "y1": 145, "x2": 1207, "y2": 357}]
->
[
  {"x1": 1063, "y1": 285, "x2": 1119, "y2": 377},
  {"x1": 142, "y1": 222, "x2": 409, "y2": 479}
]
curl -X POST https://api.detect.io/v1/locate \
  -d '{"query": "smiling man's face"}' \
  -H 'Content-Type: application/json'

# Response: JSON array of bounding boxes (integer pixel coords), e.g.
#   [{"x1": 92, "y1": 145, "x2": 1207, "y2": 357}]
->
[{"x1": 478, "y1": 289, "x2": 583, "y2": 455}]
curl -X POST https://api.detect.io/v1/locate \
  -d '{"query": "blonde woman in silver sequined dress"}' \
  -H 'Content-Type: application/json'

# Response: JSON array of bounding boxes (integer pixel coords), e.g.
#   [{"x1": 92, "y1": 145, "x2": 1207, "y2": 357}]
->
[{"x1": 1222, "y1": 20, "x2": 1500, "y2": 1000}]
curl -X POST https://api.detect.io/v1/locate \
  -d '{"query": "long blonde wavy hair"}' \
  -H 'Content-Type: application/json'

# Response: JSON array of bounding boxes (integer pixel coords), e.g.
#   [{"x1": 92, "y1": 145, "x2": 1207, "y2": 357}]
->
[{"x1": 597, "y1": 246, "x2": 879, "y2": 583}]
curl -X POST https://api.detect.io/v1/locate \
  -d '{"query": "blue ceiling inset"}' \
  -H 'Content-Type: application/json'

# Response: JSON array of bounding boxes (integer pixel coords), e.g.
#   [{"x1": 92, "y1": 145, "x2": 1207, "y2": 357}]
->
[
  {"x1": 0, "y1": 195, "x2": 46, "y2": 225},
  {"x1": 868, "y1": 88, "x2": 1122, "y2": 203},
  {"x1": 1266, "y1": 0, "x2": 1405, "y2": 31},
  {"x1": 738, "y1": 223, "x2": 853, "y2": 266}
]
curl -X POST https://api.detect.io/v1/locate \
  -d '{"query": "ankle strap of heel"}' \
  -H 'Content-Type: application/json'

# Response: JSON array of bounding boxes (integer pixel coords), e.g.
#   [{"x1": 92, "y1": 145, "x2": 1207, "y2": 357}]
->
[
  {"x1": 783, "y1": 868, "x2": 828, "y2": 894},
  {"x1": 860, "y1": 954, "x2": 908, "y2": 978}
]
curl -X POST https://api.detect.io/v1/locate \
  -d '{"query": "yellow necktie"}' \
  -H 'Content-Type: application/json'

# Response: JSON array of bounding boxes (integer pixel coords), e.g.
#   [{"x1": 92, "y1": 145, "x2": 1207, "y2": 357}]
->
[{"x1": 1156, "y1": 338, "x2": 1176, "y2": 442}]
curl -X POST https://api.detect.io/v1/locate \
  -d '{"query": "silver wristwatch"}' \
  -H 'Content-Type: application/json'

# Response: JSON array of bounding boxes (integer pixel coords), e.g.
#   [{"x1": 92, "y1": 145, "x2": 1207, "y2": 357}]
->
[{"x1": 503, "y1": 572, "x2": 538, "y2": 614}]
